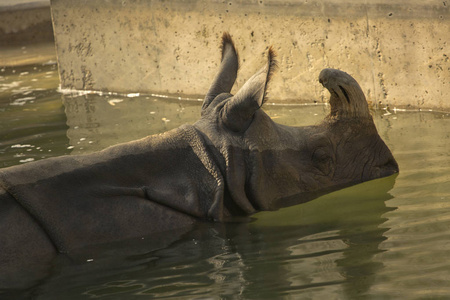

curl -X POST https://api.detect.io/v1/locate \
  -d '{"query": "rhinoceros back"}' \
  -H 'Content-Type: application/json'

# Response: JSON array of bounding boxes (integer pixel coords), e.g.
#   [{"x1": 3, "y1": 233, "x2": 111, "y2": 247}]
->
[{"x1": 0, "y1": 125, "x2": 224, "y2": 252}]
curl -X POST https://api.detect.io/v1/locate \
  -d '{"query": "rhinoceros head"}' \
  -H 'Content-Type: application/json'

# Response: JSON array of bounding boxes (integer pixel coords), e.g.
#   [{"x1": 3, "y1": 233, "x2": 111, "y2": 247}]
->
[{"x1": 195, "y1": 32, "x2": 398, "y2": 213}]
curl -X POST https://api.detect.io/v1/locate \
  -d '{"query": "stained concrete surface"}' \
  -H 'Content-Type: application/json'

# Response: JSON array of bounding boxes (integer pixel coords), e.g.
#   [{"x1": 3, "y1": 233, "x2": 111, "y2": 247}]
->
[{"x1": 31, "y1": 0, "x2": 450, "y2": 110}]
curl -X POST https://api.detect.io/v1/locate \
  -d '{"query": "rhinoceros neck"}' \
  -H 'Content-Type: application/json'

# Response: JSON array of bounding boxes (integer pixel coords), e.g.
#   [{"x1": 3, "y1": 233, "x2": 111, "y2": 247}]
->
[{"x1": 209, "y1": 120, "x2": 323, "y2": 216}]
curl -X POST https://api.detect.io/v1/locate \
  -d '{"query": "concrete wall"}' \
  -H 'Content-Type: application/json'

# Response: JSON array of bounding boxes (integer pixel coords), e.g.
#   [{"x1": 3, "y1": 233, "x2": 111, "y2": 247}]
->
[{"x1": 50, "y1": 0, "x2": 449, "y2": 110}]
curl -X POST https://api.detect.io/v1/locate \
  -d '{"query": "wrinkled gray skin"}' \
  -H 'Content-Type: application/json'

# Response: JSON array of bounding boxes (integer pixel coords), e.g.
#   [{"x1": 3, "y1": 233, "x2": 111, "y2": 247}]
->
[{"x1": 0, "y1": 33, "x2": 398, "y2": 270}]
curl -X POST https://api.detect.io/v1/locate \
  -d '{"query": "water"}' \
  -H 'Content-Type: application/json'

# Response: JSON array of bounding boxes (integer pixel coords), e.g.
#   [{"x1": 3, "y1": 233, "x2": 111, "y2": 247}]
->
[
  {"x1": 0, "y1": 62, "x2": 69, "y2": 167},
  {"x1": 1, "y1": 49, "x2": 450, "y2": 299}
]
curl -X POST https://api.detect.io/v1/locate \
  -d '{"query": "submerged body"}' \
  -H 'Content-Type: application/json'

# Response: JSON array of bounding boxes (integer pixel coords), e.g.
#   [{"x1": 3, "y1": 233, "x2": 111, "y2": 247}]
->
[{"x1": 0, "y1": 33, "x2": 398, "y2": 271}]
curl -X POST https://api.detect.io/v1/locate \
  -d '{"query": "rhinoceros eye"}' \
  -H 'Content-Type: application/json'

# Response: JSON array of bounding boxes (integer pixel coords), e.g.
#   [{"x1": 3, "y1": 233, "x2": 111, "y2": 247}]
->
[{"x1": 312, "y1": 148, "x2": 333, "y2": 176}]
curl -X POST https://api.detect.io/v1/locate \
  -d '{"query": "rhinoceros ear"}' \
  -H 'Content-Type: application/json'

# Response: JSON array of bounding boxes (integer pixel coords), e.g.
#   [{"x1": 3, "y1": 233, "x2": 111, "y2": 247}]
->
[
  {"x1": 319, "y1": 68, "x2": 371, "y2": 119},
  {"x1": 221, "y1": 47, "x2": 277, "y2": 132},
  {"x1": 202, "y1": 32, "x2": 239, "y2": 111}
]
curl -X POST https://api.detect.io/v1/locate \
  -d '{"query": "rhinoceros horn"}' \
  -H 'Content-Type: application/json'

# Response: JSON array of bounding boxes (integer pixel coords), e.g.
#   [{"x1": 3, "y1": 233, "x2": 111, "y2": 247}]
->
[{"x1": 319, "y1": 68, "x2": 371, "y2": 119}]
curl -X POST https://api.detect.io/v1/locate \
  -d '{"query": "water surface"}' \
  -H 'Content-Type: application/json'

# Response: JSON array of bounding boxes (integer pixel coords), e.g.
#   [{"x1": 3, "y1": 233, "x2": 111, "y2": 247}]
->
[{"x1": 1, "y1": 55, "x2": 449, "y2": 299}]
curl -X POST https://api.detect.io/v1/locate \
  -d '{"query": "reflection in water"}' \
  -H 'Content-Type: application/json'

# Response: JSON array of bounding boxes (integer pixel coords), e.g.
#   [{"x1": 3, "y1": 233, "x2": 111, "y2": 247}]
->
[
  {"x1": 0, "y1": 63, "x2": 70, "y2": 168},
  {"x1": 62, "y1": 94, "x2": 203, "y2": 154},
  {"x1": 244, "y1": 175, "x2": 396, "y2": 299},
  {"x1": 30, "y1": 176, "x2": 396, "y2": 299}
]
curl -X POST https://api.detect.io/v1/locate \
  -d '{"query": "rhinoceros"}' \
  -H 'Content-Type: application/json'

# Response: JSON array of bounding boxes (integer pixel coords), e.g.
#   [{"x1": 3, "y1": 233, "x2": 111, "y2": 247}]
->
[{"x1": 0, "y1": 33, "x2": 398, "y2": 266}]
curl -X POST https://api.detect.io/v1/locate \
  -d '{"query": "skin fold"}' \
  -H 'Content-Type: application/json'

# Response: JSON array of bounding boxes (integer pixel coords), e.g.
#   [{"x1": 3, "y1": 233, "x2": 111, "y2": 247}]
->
[{"x1": 0, "y1": 32, "x2": 398, "y2": 274}]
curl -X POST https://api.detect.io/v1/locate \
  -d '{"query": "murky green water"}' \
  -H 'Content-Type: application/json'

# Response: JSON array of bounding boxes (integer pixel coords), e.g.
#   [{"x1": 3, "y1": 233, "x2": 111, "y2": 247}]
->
[{"x1": 1, "y1": 50, "x2": 450, "y2": 299}]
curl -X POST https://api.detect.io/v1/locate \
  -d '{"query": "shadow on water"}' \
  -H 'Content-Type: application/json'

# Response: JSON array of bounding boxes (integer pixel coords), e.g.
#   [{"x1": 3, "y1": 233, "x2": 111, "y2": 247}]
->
[{"x1": 3, "y1": 175, "x2": 396, "y2": 299}]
